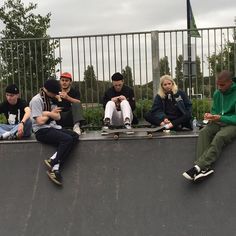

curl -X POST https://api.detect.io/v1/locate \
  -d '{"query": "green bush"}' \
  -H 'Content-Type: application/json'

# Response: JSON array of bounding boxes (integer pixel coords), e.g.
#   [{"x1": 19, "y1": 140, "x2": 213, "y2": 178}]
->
[
  {"x1": 135, "y1": 99, "x2": 153, "y2": 120},
  {"x1": 0, "y1": 114, "x2": 6, "y2": 123},
  {"x1": 83, "y1": 106, "x2": 104, "y2": 127},
  {"x1": 192, "y1": 98, "x2": 212, "y2": 120}
]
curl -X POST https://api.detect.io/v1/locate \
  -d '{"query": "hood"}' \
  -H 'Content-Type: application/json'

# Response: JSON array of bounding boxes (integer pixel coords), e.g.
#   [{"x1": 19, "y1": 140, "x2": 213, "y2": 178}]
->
[{"x1": 221, "y1": 82, "x2": 236, "y2": 95}]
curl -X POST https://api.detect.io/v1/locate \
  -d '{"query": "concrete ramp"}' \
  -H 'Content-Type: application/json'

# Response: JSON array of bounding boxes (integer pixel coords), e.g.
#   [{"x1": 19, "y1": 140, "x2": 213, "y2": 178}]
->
[{"x1": 0, "y1": 135, "x2": 236, "y2": 236}]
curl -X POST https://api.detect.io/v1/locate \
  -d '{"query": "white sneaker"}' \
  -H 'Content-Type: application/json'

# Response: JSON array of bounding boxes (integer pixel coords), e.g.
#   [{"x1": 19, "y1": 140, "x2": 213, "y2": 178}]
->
[
  {"x1": 73, "y1": 123, "x2": 81, "y2": 135},
  {"x1": 125, "y1": 123, "x2": 132, "y2": 129},
  {"x1": 2, "y1": 131, "x2": 11, "y2": 139},
  {"x1": 124, "y1": 123, "x2": 134, "y2": 134}
]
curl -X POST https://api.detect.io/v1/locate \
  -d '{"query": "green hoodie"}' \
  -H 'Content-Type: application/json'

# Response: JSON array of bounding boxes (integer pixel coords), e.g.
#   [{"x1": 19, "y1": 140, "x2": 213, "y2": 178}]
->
[{"x1": 211, "y1": 82, "x2": 236, "y2": 125}]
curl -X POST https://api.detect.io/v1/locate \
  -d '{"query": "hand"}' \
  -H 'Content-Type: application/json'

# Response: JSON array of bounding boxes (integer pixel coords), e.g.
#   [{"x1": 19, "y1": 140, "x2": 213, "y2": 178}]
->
[
  {"x1": 209, "y1": 114, "x2": 221, "y2": 121},
  {"x1": 52, "y1": 107, "x2": 62, "y2": 114},
  {"x1": 163, "y1": 118, "x2": 171, "y2": 124},
  {"x1": 55, "y1": 95, "x2": 62, "y2": 102},
  {"x1": 59, "y1": 91, "x2": 69, "y2": 100},
  {"x1": 165, "y1": 122, "x2": 173, "y2": 129},
  {"x1": 204, "y1": 113, "x2": 212, "y2": 120},
  {"x1": 118, "y1": 95, "x2": 126, "y2": 101},
  {"x1": 204, "y1": 113, "x2": 220, "y2": 122},
  {"x1": 111, "y1": 96, "x2": 120, "y2": 102},
  {"x1": 17, "y1": 123, "x2": 24, "y2": 139}
]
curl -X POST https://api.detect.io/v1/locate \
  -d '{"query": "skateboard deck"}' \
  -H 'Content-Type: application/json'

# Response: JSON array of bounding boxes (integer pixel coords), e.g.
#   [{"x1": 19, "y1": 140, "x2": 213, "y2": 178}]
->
[{"x1": 101, "y1": 125, "x2": 166, "y2": 139}]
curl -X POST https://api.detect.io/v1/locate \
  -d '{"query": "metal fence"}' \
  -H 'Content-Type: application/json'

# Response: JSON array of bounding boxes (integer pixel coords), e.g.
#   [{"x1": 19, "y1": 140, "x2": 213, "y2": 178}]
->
[{"x1": 0, "y1": 26, "x2": 235, "y2": 119}]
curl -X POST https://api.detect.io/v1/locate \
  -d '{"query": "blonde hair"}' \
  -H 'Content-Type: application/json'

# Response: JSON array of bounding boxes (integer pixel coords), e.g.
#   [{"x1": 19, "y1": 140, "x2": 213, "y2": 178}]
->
[{"x1": 157, "y1": 75, "x2": 178, "y2": 98}]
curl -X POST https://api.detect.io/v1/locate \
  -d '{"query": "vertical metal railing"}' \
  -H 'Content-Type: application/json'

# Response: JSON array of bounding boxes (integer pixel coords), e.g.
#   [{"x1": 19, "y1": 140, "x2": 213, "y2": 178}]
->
[{"x1": 0, "y1": 26, "x2": 235, "y2": 121}]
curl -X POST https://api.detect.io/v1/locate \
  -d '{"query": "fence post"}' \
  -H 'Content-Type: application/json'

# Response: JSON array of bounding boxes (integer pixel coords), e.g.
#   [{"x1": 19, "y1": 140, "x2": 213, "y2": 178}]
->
[
  {"x1": 151, "y1": 31, "x2": 160, "y2": 98},
  {"x1": 0, "y1": 39, "x2": 3, "y2": 101}
]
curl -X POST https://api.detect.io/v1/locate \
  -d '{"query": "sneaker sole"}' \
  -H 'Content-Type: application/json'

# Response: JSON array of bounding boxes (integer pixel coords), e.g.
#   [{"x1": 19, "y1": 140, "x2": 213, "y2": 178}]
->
[
  {"x1": 126, "y1": 131, "x2": 134, "y2": 135},
  {"x1": 46, "y1": 171, "x2": 62, "y2": 186},
  {"x1": 44, "y1": 160, "x2": 52, "y2": 169},
  {"x1": 182, "y1": 172, "x2": 194, "y2": 181},
  {"x1": 194, "y1": 170, "x2": 214, "y2": 181}
]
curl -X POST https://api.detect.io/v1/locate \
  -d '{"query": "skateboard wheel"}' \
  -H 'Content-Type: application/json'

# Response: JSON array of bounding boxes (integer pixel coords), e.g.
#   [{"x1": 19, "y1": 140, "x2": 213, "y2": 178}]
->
[
  {"x1": 114, "y1": 134, "x2": 119, "y2": 139},
  {"x1": 147, "y1": 133, "x2": 153, "y2": 138}
]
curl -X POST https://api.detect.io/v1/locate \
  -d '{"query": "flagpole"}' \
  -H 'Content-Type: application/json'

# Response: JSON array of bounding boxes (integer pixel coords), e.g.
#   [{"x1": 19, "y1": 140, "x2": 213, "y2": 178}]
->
[{"x1": 186, "y1": 0, "x2": 192, "y2": 98}]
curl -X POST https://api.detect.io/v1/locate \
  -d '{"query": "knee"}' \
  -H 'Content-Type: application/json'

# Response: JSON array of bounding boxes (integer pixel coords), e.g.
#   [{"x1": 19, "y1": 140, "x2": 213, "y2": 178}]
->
[
  {"x1": 214, "y1": 132, "x2": 231, "y2": 144},
  {"x1": 72, "y1": 102, "x2": 82, "y2": 110},
  {"x1": 106, "y1": 101, "x2": 116, "y2": 109},
  {"x1": 72, "y1": 132, "x2": 79, "y2": 142},
  {"x1": 144, "y1": 112, "x2": 161, "y2": 126},
  {"x1": 120, "y1": 100, "x2": 131, "y2": 111},
  {"x1": 23, "y1": 119, "x2": 32, "y2": 137},
  {"x1": 120, "y1": 100, "x2": 129, "y2": 105},
  {"x1": 198, "y1": 126, "x2": 210, "y2": 137}
]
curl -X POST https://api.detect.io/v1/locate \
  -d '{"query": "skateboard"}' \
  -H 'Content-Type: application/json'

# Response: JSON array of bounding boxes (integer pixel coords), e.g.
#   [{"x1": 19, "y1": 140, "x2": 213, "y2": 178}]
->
[{"x1": 101, "y1": 125, "x2": 167, "y2": 139}]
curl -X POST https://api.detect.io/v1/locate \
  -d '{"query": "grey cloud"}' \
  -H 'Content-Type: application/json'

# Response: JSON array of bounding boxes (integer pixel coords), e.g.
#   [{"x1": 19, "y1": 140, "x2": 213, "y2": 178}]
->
[{"x1": 32, "y1": 0, "x2": 236, "y2": 37}]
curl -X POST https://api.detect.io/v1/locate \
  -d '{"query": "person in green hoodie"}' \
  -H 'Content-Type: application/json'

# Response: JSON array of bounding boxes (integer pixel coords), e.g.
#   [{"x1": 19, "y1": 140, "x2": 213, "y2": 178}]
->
[{"x1": 183, "y1": 70, "x2": 236, "y2": 182}]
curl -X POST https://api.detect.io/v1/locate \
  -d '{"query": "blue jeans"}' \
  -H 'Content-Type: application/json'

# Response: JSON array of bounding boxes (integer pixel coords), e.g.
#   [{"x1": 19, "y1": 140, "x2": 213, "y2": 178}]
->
[{"x1": 0, "y1": 119, "x2": 32, "y2": 137}]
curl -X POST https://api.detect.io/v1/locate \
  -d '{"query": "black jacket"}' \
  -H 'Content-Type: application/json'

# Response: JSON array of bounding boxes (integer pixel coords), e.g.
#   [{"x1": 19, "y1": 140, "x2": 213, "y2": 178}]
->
[{"x1": 145, "y1": 90, "x2": 192, "y2": 128}]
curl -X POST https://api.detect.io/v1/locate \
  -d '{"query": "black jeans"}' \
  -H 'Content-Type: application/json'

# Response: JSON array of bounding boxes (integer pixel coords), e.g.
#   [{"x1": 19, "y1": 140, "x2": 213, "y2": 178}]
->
[
  {"x1": 144, "y1": 112, "x2": 192, "y2": 130},
  {"x1": 35, "y1": 128, "x2": 79, "y2": 167}
]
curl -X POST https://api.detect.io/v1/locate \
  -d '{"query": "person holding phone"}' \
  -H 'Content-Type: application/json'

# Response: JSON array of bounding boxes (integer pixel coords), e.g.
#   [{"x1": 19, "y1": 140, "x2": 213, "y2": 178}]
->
[
  {"x1": 102, "y1": 72, "x2": 136, "y2": 129},
  {"x1": 30, "y1": 78, "x2": 78, "y2": 186},
  {"x1": 183, "y1": 70, "x2": 236, "y2": 182},
  {"x1": 53, "y1": 72, "x2": 85, "y2": 135}
]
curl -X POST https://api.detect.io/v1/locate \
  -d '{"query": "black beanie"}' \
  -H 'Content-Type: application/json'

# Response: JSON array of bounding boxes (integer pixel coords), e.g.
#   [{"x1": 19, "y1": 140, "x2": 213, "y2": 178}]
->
[
  {"x1": 5, "y1": 84, "x2": 19, "y2": 94},
  {"x1": 111, "y1": 72, "x2": 124, "y2": 81},
  {"x1": 44, "y1": 79, "x2": 61, "y2": 95}
]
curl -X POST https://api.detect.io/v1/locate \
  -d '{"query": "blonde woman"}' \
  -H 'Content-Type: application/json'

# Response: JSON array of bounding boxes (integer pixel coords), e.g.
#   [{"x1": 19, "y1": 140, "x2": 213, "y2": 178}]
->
[{"x1": 145, "y1": 75, "x2": 192, "y2": 130}]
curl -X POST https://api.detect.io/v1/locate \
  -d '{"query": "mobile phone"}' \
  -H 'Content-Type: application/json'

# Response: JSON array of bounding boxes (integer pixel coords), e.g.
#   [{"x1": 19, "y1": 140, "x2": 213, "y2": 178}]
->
[{"x1": 58, "y1": 107, "x2": 65, "y2": 111}]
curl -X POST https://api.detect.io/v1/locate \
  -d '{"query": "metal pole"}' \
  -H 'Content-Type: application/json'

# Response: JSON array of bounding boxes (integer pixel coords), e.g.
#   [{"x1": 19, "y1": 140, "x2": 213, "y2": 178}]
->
[
  {"x1": 151, "y1": 31, "x2": 160, "y2": 98},
  {"x1": 187, "y1": 0, "x2": 192, "y2": 98}
]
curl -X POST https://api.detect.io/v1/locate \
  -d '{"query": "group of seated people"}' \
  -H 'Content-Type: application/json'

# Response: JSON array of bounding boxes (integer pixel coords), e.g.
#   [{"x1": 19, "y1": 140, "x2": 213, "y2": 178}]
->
[
  {"x1": 0, "y1": 70, "x2": 236, "y2": 187},
  {"x1": 102, "y1": 72, "x2": 192, "y2": 131}
]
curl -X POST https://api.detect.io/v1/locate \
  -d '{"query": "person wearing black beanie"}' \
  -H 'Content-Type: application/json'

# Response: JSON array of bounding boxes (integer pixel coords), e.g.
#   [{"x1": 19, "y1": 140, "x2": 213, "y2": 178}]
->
[
  {"x1": 0, "y1": 84, "x2": 32, "y2": 140},
  {"x1": 29, "y1": 78, "x2": 79, "y2": 186}
]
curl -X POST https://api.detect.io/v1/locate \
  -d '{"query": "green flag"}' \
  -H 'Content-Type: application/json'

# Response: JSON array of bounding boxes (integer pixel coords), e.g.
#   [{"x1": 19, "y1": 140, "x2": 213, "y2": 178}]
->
[{"x1": 189, "y1": 2, "x2": 201, "y2": 37}]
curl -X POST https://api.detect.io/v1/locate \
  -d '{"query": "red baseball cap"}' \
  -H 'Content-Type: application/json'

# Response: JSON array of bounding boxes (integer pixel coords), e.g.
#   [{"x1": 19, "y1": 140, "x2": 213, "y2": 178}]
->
[{"x1": 60, "y1": 72, "x2": 72, "y2": 80}]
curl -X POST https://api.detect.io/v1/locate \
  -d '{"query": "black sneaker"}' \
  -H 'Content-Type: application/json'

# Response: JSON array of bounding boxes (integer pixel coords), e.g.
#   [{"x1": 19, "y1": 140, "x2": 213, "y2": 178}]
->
[
  {"x1": 103, "y1": 118, "x2": 111, "y2": 130},
  {"x1": 46, "y1": 170, "x2": 62, "y2": 186},
  {"x1": 182, "y1": 166, "x2": 199, "y2": 180},
  {"x1": 44, "y1": 159, "x2": 54, "y2": 169},
  {"x1": 194, "y1": 168, "x2": 214, "y2": 181}
]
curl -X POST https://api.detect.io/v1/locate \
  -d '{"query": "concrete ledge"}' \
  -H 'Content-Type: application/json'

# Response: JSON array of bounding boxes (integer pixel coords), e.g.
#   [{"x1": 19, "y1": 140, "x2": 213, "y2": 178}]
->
[
  {"x1": 0, "y1": 134, "x2": 235, "y2": 236},
  {"x1": 0, "y1": 130, "x2": 198, "y2": 143}
]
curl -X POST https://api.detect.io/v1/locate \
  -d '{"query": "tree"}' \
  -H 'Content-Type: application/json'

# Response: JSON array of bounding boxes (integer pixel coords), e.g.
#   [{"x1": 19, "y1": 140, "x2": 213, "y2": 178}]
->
[
  {"x1": 208, "y1": 29, "x2": 236, "y2": 96},
  {"x1": 175, "y1": 54, "x2": 184, "y2": 89},
  {"x1": 122, "y1": 65, "x2": 133, "y2": 87},
  {"x1": 84, "y1": 65, "x2": 96, "y2": 89},
  {"x1": 0, "y1": 0, "x2": 60, "y2": 100},
  {"x1": 208, "y1": 41, "x2": 235, "y2": 76},
  {"x1": 82, "y1": 65, "x2": 98, "y2": 103},
  {"x1": 194, "y1": 56, "x2": 203, "y2": 95},
  {"x1": 159, "y1": 56, "x2": 170, "y2": 76}
]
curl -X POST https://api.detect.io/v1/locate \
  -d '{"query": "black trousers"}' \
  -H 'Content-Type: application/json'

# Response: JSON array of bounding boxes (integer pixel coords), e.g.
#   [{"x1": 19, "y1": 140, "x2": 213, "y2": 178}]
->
[
  {"x1": 144, "y1": 112, "x2": 192, "y2": 130},
  {"x1": 35, "y1": 128, "x2": 79, "y2": 167}
]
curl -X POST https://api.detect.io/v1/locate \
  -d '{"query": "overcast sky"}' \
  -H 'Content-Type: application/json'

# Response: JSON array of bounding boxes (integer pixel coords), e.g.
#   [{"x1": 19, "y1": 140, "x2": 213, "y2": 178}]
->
[{"x1": 26, "y1": 0, "x2": 236, "y2": 37}]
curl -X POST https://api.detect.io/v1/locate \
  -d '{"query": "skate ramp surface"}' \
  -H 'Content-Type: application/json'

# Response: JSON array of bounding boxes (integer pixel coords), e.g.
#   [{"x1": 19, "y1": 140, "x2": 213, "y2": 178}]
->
[{"x1": 0, "y1": 135, "x2": 236, "y2": 236}]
